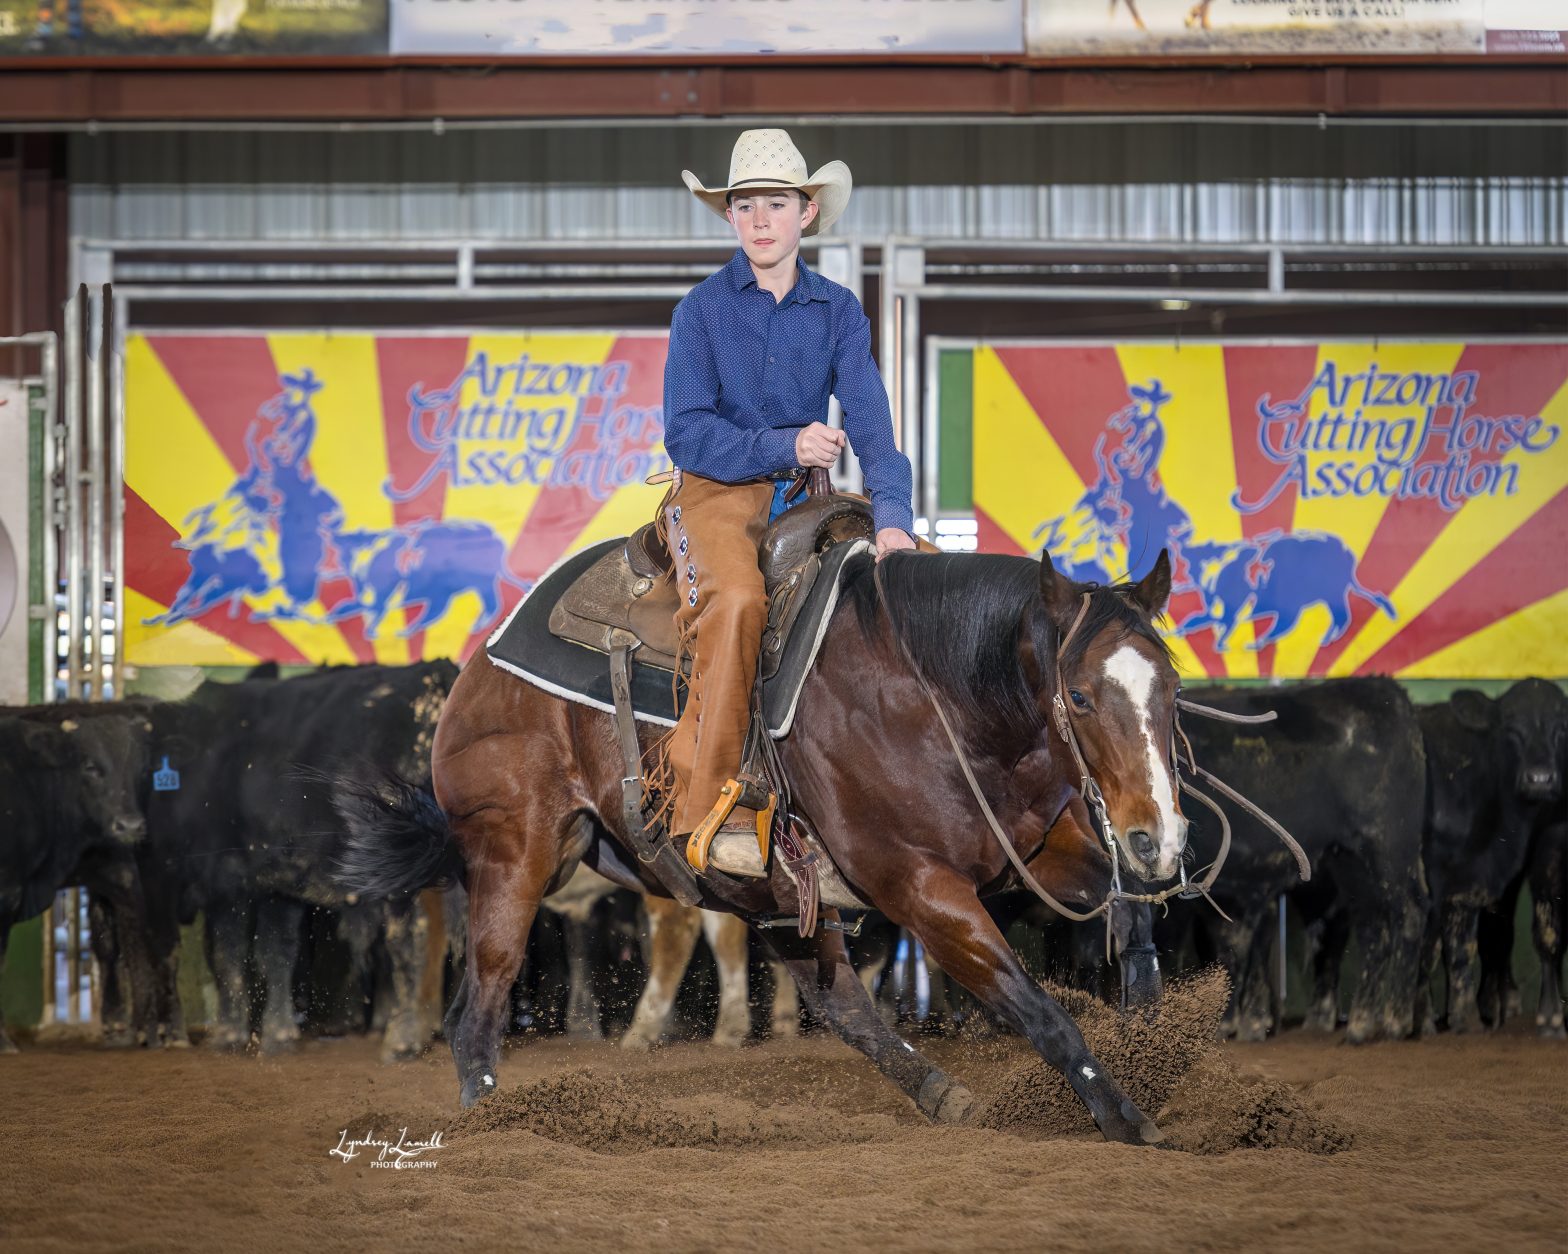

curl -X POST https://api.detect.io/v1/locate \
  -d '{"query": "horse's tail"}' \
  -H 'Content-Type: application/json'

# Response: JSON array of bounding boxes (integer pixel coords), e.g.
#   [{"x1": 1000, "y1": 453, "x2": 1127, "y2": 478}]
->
[
  {"x1": 1350, "y1": 576, "x2": 1397, "y2": 619},
  {"x1": 327, "y1": 769, "x2": 465, "y2": 898}
]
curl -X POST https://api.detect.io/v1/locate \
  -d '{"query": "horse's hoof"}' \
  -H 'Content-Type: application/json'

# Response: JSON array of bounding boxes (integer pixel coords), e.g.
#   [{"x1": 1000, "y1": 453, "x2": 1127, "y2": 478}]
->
[
  {"x1": 163, "y1": 1034, "x2": 192, "y2": 1050},
  {"x1": 711, "y1": 1025, "x2": 749, "y2": 1049},
  {"x1": 459, "y1": 1071, "x2": 499, "y2": 1108},
  {"x1": 1537, "y1": 1017, "x2": 1566, "y2": 1040},
  {"x1": 0, "y1": 1033, "x2": 18, "y2": 1055},
  {"x1": 917, "y1": 1072, "x2": 975, "y2": 1125},
  {"x1": 206, "y1": 1025, "x2": 249, "y2": 1053},
  {"x1": 933, "y1": 1082, "x2": 977, "y2": 1125},
  {"x1": 260, "y1": 1027, "x2": 300, "y2": 1055},
  {"x1": 381, "y1": 1016, "x2": 430, "y2": 1062}
]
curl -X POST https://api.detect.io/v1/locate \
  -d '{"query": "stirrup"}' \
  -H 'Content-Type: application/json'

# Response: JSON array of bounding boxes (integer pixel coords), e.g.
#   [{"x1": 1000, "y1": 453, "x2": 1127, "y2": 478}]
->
[{"x1": 686, "y1": 776, "x2": 776, "y2": 873}]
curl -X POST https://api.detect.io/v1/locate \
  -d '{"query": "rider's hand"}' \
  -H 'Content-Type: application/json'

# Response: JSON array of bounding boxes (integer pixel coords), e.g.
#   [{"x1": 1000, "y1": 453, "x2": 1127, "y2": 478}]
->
[
  {"x1": 795, "y1": 421, "x2": 846, "y2": 469},
  {"x1": 875, "y1": 527, "x2": 917, "y2": 563}
]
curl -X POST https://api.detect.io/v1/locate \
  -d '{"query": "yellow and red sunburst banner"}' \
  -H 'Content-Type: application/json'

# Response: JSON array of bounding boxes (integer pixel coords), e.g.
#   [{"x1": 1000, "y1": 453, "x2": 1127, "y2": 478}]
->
[
  {"x1": 958, "y1": 339, "x2": 1568, "y2": 680},
  {"x1": 124, "y1": 331, "x2": 671, "y2": 667}
]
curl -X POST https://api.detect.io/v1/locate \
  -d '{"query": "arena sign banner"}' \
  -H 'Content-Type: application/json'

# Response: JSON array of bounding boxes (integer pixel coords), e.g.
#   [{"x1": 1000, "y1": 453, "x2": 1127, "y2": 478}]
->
[
  {"x1": 123, "y1": 330, "x2": 670, "y2": 668},
  {"x1": 391, "y1": 0, "x2": 1024, "y2": 56},
  {"x1": 1026, "y1": 0, "x2": 1565, "y2": 56},
  {"x1": 0, "y1": 0, "x2": 387, "y2": 56},
  {"x1": 947, "y1": 338, "x2": 1568, "y2": 680}
]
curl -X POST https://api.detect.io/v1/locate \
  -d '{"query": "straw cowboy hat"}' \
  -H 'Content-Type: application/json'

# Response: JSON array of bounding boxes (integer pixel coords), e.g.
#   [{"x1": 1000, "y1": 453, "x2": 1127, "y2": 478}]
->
[{"x1": 682, "y1": 129, "x2": 852, "y2": 237}]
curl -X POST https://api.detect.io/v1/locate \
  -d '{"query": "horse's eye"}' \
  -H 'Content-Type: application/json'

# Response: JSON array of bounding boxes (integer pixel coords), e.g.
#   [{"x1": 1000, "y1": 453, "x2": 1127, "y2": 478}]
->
[{"x1": 1069, "y1": 689, "x2": 1089, "y2": 710}]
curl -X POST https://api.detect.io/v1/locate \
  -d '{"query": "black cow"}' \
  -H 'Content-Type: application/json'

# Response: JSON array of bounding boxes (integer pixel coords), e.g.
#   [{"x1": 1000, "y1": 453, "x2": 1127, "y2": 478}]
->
[
  {"x1": 1169, "y1": 677, "x2": 1428, "y2": 1044},
  {"x1": 0, "y1": 709, "x2": 149, "y2": 1052},
  {"x1": 1523, "y1": 817, "x2": 1567, "y2": 1036},
  {"x1": 139, "y1": 661, "x2": 457, "y2": 1057},
  {"x1": 1418, "y1": 680, "x2": 1568, "y2": 1034}
]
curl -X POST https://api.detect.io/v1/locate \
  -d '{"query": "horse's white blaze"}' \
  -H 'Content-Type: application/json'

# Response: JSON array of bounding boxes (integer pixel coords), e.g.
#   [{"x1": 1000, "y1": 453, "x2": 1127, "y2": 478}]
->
[{"x1": 1102, "y1": 644, "x2": 1185, "y2": 871}]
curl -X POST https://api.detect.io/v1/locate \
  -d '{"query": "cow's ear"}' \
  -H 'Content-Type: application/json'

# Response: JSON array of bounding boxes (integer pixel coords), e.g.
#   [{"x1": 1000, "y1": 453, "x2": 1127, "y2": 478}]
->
[
  {"x1": 1451, "y1": 689, "x2": 1496, "y2": 732},
  {"x1": 19, "y1": 721, "x2": 71, "y2": 768},
  {"x1": 1039, "y1": 551, "x2": 1080, "y2": 630},
  {"x1": 1129, "y1": 549, "x2": 1173, "y2": 619}
]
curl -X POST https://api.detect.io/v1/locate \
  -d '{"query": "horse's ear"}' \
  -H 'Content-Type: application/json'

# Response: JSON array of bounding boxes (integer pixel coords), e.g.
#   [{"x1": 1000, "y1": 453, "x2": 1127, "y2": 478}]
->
[
  {"x1": 1130, "y1": 549, "x2": 1172, "y2": 619},
  {"x1": 1038, "y1": 551, "x2": 1080, "y2": 627}
]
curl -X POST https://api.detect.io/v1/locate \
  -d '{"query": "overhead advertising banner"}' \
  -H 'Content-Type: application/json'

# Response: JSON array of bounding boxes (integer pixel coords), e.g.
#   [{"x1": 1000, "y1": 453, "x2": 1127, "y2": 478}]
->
[
  {"x1": 0, "y1": 0, "x2": 387, "y2": 55},
  {"x1": 951, "y1": 339, "x2": 1568, "y2": 680},
  {"x1": 392, "y1": 0, "x2": 1024, "y2": 56},
  {"x1": 1027, "y1": 0, "x2": 1563, "y2": 56},
  {"x1": 124, "y1": 331, "x2": 671, "y2": 667}
]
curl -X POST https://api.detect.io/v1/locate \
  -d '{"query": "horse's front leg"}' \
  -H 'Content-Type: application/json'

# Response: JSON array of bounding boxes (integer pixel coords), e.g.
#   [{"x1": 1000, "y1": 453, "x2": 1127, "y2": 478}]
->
[
  {"x1": 757, "y1": 915, "x2": 976, "y2": 1124},
  {"x1": 896, "y1": 864, "x2": 1163, "y2": 1145}
]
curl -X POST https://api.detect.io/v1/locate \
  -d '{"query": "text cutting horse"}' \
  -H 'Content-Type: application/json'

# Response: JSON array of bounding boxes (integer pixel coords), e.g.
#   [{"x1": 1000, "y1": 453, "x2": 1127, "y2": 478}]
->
[{"x1": 339, "y1": 542, "x2": 1306, "y2": 1145}]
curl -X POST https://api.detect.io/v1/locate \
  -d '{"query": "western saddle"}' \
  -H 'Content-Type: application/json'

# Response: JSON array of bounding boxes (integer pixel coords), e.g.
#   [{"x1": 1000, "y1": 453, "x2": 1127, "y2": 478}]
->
[{"x1": 546, "y1": 468, "x2": 875, "y2": 925}]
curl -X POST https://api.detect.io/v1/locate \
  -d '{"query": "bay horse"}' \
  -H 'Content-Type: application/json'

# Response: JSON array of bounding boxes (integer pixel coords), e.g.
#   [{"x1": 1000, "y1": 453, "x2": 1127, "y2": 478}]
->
[{"x1": 338, "y1": 547, "x2": 1185, "y2": 1146}]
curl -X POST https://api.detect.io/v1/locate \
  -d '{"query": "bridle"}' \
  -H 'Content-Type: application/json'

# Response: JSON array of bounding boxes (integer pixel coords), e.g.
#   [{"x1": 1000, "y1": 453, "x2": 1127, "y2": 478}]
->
[{"x1": 874, "y1": 565, "x2": 1310, "y2": 959}]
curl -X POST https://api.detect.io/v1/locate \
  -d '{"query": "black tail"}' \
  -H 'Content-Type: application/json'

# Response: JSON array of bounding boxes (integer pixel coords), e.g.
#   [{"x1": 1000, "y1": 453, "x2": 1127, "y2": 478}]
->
[{"x1": 325, "y1": 769, "x2": 465, "y2": 899}]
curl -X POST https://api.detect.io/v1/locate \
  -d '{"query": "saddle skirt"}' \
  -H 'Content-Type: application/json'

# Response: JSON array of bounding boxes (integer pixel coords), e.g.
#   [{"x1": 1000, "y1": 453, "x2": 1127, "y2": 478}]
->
[{"x1": 486, "y1": 508, "x2": 872, "y2": 737}]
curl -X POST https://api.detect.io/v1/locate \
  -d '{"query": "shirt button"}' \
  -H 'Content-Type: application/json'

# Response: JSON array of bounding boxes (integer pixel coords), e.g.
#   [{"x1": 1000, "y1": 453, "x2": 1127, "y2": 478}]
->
[{"x1": 768, "y1": 356, "x2": 775, "y2": 363}]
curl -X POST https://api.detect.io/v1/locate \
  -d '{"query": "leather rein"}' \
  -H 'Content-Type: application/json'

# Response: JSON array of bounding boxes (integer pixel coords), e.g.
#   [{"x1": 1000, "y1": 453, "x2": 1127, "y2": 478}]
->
[{"x1": 872, "y1": 564, "x2": 1310, "y2": 945}]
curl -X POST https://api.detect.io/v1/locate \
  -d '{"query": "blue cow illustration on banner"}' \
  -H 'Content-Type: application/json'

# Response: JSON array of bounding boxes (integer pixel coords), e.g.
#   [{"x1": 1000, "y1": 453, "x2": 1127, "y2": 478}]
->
[
  {"x1": 1033, "y1": 379, "x2": 1398, "y2": 652},
  {"x1": 149, "y1": 370, "x2": 526, "y2": 640}
]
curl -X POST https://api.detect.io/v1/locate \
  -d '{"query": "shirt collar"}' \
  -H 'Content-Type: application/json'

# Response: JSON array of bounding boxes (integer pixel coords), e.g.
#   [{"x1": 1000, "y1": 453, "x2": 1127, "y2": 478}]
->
[{"x1": 725, "y1": 248, "x2": 831, "y2": 305}]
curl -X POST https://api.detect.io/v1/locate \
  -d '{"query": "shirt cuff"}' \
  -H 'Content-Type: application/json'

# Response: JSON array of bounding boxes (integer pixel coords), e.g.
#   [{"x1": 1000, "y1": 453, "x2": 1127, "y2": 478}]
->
[
  {"x1": 871, "y1": 498, "x2": 915, "y2": 537},
  {"x1": 758, "y1": 426, "x2": 800, "y2": 476}
]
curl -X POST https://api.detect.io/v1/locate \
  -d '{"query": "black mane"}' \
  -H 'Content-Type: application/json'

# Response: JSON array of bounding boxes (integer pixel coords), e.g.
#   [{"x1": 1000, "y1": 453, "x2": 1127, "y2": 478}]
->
[{"x1": 843, "y1": 550, "x2": 1172, "y2": 737}]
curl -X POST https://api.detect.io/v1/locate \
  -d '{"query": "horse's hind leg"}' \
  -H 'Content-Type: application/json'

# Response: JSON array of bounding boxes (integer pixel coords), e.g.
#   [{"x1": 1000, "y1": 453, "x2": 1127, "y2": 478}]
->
[
  {"x1": 899, "y1": 868, "x2": 1162, "y2": 1145},
  {"x1": 757, "y1": 916, "x2": 976, "y2": 1124},
  {"x1": 446, "y1": 808, "x2": 568, "y2": 1107}
]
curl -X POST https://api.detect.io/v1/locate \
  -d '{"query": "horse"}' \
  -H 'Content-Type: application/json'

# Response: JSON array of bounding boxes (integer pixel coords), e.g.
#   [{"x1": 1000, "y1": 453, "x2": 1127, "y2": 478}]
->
[{"x1": 338, "y1": 546, "x2": 1185, "y2": 1146}]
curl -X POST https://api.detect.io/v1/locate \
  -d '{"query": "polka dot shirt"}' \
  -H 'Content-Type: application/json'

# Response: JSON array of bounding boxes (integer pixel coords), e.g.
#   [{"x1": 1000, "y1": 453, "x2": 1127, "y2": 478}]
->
[{"x1": 663, "y1": 248, "x2": 915, "y2": 537}]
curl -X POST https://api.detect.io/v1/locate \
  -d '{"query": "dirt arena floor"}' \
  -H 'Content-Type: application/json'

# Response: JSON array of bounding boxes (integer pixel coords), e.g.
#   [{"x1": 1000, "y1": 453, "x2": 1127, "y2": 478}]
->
[{"x1": 2, "y1": 980, "x2": 1564, "y2": 1254}]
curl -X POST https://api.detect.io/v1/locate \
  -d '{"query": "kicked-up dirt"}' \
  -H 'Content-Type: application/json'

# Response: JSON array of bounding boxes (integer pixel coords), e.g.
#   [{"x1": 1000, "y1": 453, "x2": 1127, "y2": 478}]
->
[{"x1": 0, "y1": 973, "x2": 1562, "y2": 1253}]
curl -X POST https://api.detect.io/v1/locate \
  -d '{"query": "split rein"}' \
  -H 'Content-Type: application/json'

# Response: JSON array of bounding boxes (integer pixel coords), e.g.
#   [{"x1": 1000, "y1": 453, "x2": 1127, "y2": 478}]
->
[{"x1": 872, "y1": 566, "x2": 1310, "y2": 956}]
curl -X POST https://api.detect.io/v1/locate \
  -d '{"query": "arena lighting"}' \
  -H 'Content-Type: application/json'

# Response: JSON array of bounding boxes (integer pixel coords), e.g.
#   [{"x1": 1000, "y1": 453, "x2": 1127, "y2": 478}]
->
[{"x1": 1160, "y1": 298, "x2": 1193, "y2": 311}]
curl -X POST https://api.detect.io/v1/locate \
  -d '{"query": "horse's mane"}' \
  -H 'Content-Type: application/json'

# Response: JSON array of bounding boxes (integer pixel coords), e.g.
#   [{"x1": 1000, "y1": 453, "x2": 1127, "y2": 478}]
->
[{"x1": 843, "y1": 551, "x2": 1172, "y2": 738}]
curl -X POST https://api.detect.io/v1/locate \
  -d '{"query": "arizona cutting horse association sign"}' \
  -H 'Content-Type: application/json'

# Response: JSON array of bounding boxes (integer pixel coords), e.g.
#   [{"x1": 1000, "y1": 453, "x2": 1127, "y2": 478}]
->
[
  {"x1": 124, "y1": 331, "x2": 671, "y2": 668},
  {"x1": 962, "y1": 339, "x2": 1568, "y2": 680}
]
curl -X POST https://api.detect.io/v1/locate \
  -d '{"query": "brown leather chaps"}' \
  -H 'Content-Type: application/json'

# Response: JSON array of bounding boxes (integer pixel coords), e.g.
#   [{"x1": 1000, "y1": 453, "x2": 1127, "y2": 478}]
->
[{"x1": 646, "y1": 469, "x2": 775, "y2": 836}]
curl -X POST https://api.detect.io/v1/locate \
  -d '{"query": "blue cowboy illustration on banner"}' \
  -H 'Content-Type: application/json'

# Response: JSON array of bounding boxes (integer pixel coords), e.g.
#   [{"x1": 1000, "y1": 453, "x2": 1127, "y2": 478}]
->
[{"x1": 1035, "y1": 377, "x2": 1399, "y2": 652}]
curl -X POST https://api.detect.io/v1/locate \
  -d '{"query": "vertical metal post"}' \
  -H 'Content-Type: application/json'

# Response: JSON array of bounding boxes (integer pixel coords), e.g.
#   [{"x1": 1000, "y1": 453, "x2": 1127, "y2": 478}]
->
[
  {"x1": 62, "y1": 286, "x2": 83, "y2": 703},
  {"x1": 85, "y1": 285, "x2": 105, "y2": 703},
  {"x1": 879, "y1": 238, "x2": 900, "y2": 451},
  {"x1": 922, "y1": 333, "x2": 942, "y2": 533},
  {"x1": 109, "y1": 292, "x2": 126, "y2": 699},
  {"x1": 40, "y1": 334, "x2": 58, "y2": 696},
  {"x1": 901, "y1": 293, "x2": 919, "y2": 525}
]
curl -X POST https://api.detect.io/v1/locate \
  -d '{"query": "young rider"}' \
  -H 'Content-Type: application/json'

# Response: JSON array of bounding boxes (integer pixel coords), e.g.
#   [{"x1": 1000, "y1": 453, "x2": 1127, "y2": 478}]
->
[{"x1": 650, "y1": 128, "x2": 916, "y2": 851}]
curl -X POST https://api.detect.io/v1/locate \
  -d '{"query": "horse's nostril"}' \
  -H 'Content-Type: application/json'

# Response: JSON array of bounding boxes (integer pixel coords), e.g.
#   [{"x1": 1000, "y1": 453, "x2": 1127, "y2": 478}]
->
[{"x1": 1128, "y1": 829, "x2": 1156, "y2": 861}]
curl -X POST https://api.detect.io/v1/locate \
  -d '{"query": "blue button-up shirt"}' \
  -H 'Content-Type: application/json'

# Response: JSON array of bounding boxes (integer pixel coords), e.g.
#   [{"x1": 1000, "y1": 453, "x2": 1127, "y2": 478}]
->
[{"x1": 662, "y1": 248, "x2": 914, "y2": 536}]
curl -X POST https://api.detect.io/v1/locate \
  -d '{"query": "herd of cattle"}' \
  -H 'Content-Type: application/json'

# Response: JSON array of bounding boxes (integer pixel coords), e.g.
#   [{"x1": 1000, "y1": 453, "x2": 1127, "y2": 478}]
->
[{"x1": 1, "y1": 659, "x2": 1564, "y2": 1058}]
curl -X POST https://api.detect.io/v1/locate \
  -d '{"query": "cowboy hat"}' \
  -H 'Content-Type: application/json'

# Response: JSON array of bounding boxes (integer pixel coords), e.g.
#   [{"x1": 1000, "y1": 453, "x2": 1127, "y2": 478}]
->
[{"x1": 681, "y1": 129, "x2": 851, "y2": 237}]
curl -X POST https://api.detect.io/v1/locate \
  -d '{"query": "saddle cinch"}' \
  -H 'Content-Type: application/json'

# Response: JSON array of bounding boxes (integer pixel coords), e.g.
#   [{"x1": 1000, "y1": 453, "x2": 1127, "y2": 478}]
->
[{"x1": 543, "y1": 468, "x2": 877, "y2": 925}]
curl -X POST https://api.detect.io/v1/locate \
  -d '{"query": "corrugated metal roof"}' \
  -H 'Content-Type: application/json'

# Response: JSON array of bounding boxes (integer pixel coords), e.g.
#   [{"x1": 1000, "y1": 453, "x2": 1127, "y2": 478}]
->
[{"x1": 70, "y1": 121, "x2": 1566, "y2": 247}]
